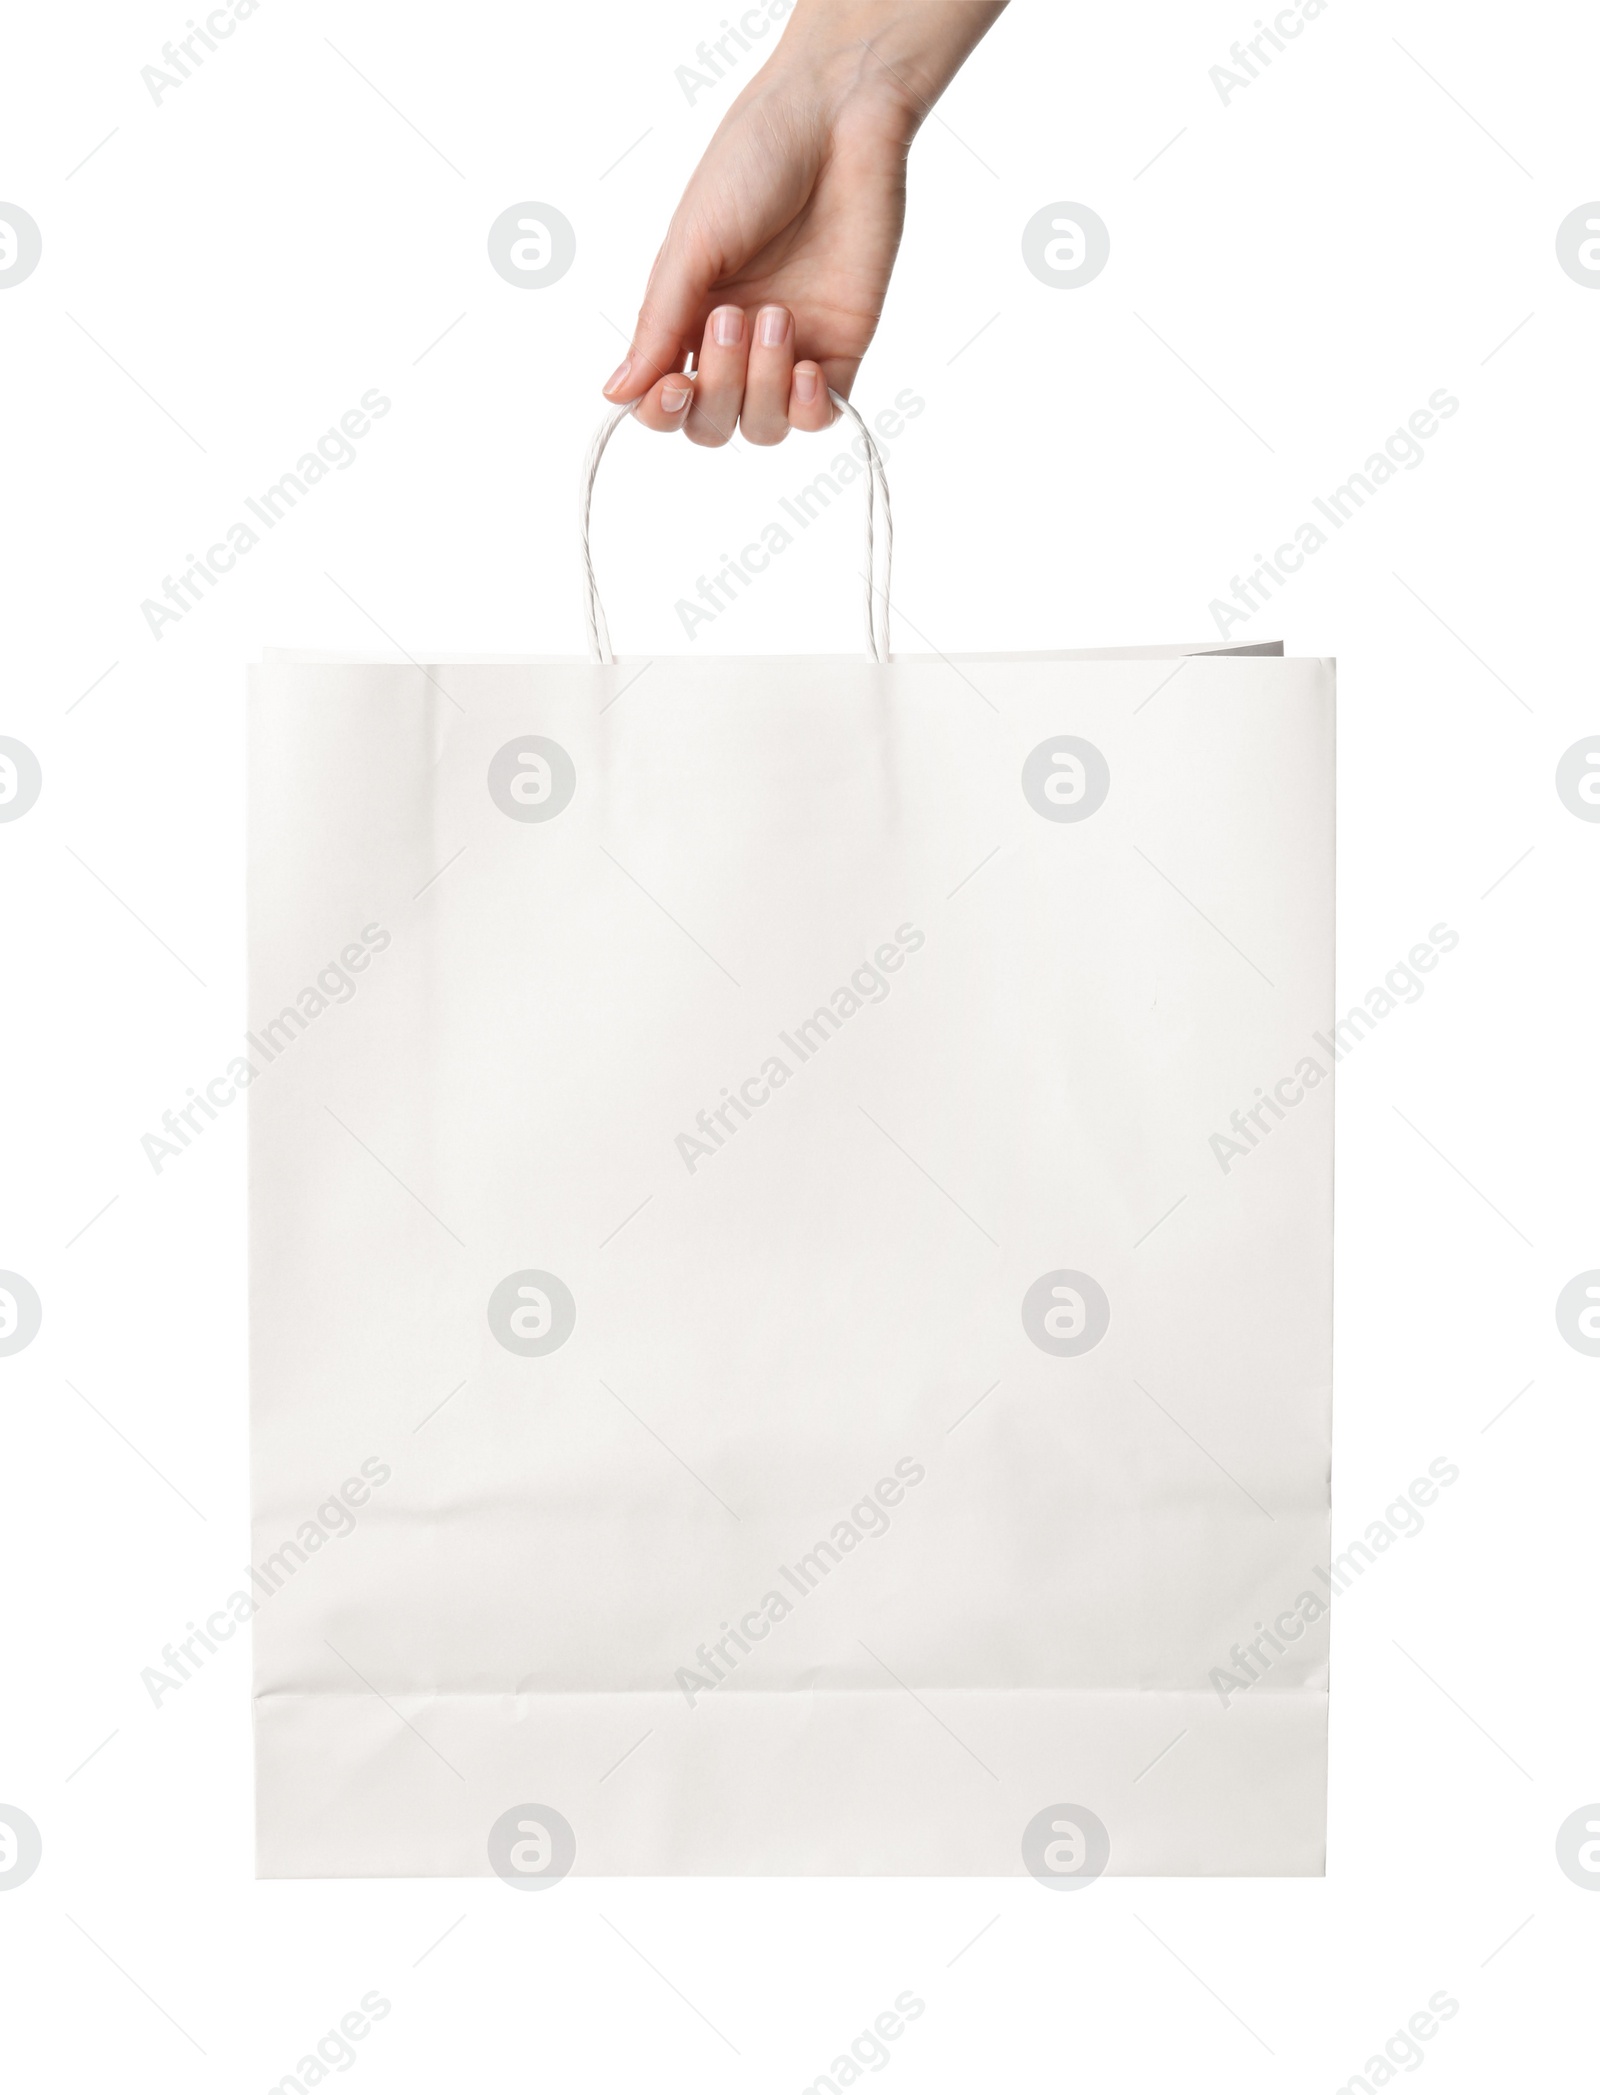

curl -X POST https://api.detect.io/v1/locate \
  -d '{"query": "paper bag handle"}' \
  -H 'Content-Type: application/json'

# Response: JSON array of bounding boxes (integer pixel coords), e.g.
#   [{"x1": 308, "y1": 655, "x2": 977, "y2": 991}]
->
[{"x1": 580, "y1": 389, "x2": 893, "y2": 665}]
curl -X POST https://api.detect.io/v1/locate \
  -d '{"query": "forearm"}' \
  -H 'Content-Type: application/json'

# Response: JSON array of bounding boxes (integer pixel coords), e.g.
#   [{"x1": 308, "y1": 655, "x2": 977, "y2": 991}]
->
[{"x1": 759, "y1": 0, "x2": 1008, "y2": 136}]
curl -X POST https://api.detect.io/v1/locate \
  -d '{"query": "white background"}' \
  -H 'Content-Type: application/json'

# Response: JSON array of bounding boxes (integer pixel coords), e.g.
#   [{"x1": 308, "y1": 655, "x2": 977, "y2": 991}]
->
[{"x1": 2, "y1": 0, "x2": 1598, "y2": 2086}]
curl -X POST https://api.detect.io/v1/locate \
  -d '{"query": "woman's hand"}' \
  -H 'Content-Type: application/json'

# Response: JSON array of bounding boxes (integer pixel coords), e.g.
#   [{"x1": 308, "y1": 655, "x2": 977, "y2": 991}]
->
[{"x1": 602, "y1": 0, "x2": 1006, "y2": 446}]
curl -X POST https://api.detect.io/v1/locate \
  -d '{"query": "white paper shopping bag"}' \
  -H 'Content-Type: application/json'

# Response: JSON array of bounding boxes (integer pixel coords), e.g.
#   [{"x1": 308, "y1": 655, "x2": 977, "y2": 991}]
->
[{"x1": 249, "y1": 403, "x2": 1332, "y2": 1879}]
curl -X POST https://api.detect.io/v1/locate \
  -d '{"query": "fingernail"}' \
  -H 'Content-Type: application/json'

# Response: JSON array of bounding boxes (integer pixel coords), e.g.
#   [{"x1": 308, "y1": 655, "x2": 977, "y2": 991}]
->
[
  {"x1": 712, "y1": 306, "x2": 744, "y2": 347},
  {"x1": 661, "y1": 382, "x2": 692, "y2": 413},
  {"x1": 604, "y1": 355, "x2": 633, "y2": 394},
  {"x1": 757, "y1": 305, "x2": 790, "y2": 348},
  {"x1": 794, "y1": 363, "x2": 820, "y2": 404}
]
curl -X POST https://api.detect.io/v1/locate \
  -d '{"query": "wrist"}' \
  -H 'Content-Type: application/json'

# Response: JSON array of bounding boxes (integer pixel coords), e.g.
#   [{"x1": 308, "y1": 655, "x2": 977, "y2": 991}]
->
[{"x1": 774, "y1": 0, "x2": 1004, "y2": 134}]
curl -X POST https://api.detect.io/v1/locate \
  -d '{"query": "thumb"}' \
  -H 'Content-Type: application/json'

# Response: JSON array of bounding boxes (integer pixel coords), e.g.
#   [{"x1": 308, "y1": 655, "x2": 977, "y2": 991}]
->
[{"x1": 602, "y1": 232, "x2": 715, "y2": 402}]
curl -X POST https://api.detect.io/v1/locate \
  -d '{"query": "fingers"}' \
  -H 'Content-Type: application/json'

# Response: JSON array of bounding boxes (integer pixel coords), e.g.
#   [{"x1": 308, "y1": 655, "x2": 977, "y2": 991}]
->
[
  {"x1": 602, "y1": 325, "x2": 687, "y2": 408},
  {"x1": 603, "y1": 231, "x2": 709, "y2": 404},
  {"x1": 684, "y1": 305, "x2": 747, "y2": 447},
  {"x1": 739, "y1": 305, "x2": 795, "y2": 445},
  {"x1": 630, "y1": 372, "x2": 695, "y2": 434},
  {"x1": 615, "y1": 304, "x2": 840, "y2": 443},
  {"x1": 788, "y1": 359, "x2": 834, "y2": 434}
]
